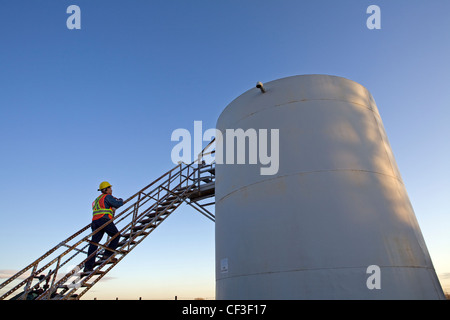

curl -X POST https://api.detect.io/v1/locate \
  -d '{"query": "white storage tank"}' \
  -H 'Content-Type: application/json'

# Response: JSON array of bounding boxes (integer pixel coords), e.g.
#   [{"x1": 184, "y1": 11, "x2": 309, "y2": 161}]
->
[{"x1": 215, "y1": 74, "x2": 444, "y2": 299}]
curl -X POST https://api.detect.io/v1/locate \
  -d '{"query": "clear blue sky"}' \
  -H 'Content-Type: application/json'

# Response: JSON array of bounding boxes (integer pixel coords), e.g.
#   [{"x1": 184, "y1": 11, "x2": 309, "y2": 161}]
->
[{"x1": 0, "y1": 1, "x2": 449, "y2": 299}]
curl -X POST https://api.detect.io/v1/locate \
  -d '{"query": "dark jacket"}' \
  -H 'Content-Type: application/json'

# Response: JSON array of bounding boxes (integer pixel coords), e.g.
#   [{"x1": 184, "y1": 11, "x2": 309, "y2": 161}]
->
[{"x1": 104, "y1": 195, "x2": 124, "y2": 209}]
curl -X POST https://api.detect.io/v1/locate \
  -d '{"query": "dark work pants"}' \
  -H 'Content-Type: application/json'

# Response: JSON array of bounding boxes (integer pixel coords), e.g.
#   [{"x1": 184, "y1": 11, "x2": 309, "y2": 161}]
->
[{"x1": 84, "y1": 217, "x2": 120, "y2": 271}]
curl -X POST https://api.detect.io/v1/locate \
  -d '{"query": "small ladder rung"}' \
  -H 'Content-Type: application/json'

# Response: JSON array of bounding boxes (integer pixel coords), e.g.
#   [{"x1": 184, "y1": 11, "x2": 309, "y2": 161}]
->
[
  {"x1": 152, "y1": 205, "x2": 169, "y2": 212},
  {"x1": 145, "y1": 213, "x2": 165, "y2": 220},
  {"x1": 118, "y1": 240, "x2": 136, "y2": 246},
  {"x1": 138, "y1": 218, "x2": 158, "y2": 224},
  {"x1": 158, "y1": 201, "x2": 173, "y2": 206},
  {"x1": 58, "y1": 282, "x2": 91, "y2": 289},
  {"x1": 122, "y1": 231, "x2": 149, "y2": 239},
  {"x1": 132, "y1": 225, "x2": 145, "y2": 231}
]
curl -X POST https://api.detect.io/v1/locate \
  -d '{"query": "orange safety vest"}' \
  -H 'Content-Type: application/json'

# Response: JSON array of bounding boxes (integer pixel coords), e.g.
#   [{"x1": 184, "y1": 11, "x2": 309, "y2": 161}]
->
[{"x1": 92, "y1": 194, "x2": 114, "y2": 220}]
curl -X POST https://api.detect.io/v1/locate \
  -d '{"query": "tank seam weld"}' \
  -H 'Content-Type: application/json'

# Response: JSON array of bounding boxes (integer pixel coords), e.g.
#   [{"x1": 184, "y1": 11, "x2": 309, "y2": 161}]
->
[
  {"x1": 221, "y1": 99, "x2": 378, "y2": 129},
  {"x1": 274, "y1": 98, "x2": 372, "y2": 110},
  {"x1": 216, "y1": 169, "x2": 403, "y2": 203},
  {"x1": 217, "y1": 265, "x2": 436, "y2": 281}
]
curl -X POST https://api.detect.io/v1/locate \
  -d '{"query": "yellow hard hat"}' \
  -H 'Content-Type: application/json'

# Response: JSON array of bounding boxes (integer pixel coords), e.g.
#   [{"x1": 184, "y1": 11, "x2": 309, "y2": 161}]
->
[{"x1": 98, "y1": 181, "x2": 112, "y2": 191}]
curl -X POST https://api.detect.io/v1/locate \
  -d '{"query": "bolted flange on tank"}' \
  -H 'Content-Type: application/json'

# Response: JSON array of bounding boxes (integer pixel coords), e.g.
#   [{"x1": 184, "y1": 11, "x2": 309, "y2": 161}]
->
[{"x1": 214, "y1": 74, "x2": 444, "y2": 300}]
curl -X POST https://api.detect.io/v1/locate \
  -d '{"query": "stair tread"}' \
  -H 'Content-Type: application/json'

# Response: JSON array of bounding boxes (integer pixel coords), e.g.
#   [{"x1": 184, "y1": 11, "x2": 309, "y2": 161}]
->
[
  {"x1": 145, "y1": 213, "x2": 166, "y2": 219},
  {"x1": 122, "y1": 231, "x2": 149, "y2": 238},
  {"x1": 139, "y1": 218, "x2": 157, "y2": 224}
]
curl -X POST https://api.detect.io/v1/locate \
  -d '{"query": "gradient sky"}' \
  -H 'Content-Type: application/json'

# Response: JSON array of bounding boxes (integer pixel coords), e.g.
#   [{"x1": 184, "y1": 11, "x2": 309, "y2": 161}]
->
[{"x1": 0, "y1": 1, "x2": 449, "y2": 299}]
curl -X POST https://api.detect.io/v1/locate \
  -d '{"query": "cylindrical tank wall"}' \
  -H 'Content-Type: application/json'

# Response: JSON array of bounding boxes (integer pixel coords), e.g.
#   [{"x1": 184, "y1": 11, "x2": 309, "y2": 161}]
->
[{"x1": 215, "y1": 74, "x2": 444, "y2": 299}]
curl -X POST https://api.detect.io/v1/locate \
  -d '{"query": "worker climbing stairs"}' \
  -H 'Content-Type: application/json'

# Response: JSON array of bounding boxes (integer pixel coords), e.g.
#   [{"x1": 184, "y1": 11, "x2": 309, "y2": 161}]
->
[{"x1": 0, "y1": 158, "x2": 215, "y2": 300}]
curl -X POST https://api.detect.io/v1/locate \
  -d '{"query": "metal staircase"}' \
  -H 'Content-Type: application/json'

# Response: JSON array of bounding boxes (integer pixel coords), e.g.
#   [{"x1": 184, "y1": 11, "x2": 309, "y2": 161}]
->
[{"x1": 0, "y1": 160, "x2": 215, "y2": 300}]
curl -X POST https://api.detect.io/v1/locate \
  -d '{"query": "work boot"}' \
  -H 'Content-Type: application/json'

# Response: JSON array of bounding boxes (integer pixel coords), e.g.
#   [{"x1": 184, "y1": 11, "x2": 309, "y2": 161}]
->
[
  {"x1": 83, "y1": 265, "x2": 93, "y2": 272},
  {"x1": 101, "y1": 256, "x2": 118, "y2": 263},
  {"x1": 81, "y1": 268, "x2": 93, "y2": 277}
]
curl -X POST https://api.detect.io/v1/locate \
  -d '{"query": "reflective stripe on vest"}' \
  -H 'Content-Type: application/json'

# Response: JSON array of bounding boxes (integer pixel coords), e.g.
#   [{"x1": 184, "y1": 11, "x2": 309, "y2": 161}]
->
[{"x1": 92, "y1": 194, "x2": 114, "y2": 219}]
